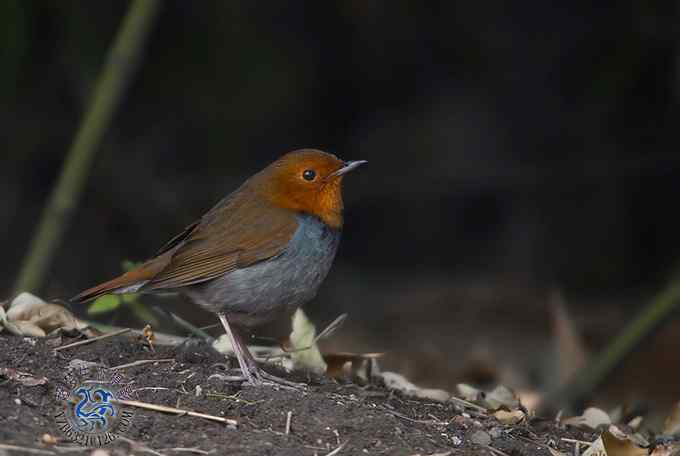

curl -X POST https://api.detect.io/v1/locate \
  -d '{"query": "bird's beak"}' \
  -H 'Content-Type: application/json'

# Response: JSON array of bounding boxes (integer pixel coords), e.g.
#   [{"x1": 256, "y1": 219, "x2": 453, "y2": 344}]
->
[{"x1": 328, "y1": 160, "x2": 367, "y2": 179}]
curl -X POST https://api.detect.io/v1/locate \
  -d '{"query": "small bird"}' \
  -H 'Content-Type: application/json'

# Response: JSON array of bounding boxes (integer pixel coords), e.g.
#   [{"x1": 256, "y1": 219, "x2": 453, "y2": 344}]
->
[{"x1": 73, "y1": 149, "x2": 365, "y2": 385}]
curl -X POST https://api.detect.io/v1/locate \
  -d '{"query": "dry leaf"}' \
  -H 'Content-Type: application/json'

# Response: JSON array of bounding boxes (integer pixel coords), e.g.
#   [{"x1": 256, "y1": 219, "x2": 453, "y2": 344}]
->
[
  {"x1": 582, "y1": 436, "x2": 607, "y2": 456},
  {"x1": 455, "y1": 383, "x2": 520, "y2": 411},
  {"x1": 142, "y1": 324, "x2": 155, "y2": 352},
  {"x1": 601, "y1": 427, "x2": 648, "y2": 456},
  {"x1": 563, "y1": 407, "x2": 612, "y2": 429},
  {"x1": 457, "y1": 384, "x2": 483, "y2": 402},
  {"x1": 289, "y1": 309, "x2": 326, "y2": 374},
  {"x1": 1, "y1": 293, "x2": 88, "y2": 337},
  {"x1": 381, "y1": 371, "x2": 451, "y2": 402},
  {"x1": 485, "y1": 385, "x2": 520, "y2": 410},
  {"x1": 41, "y1": 434, "x2": 59, "y2": 445},
  {"x1": 650, "y1": 443, "x2": 680, "y2": 456},
  {"x1": 0, "y1": 367, "x2": 48, "y2": 386},
  {"x1": 494, "y1": 409, "x2": 525, "y2": 425},
  {"x1": 324, "y1": 352, "x2": 383, "y2": 382}
]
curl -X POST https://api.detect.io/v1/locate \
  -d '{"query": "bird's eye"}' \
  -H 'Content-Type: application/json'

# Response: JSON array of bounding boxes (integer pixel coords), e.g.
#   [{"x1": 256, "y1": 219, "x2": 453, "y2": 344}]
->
[{"x1": 302, "y1": 169, "x2": 316, "y2": 181}]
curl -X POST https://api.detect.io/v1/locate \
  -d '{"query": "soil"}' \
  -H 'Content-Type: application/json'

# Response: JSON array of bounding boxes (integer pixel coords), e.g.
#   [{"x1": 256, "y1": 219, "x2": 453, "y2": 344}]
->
[{"x1": 0, "y1": 332, "x2": 595, "y2": 456}]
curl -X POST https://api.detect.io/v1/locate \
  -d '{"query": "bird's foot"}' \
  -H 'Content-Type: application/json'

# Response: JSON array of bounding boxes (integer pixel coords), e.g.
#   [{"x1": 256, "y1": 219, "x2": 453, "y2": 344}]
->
[{"x1": 223, "y1": 366, "x2": 305, "y2": 390}]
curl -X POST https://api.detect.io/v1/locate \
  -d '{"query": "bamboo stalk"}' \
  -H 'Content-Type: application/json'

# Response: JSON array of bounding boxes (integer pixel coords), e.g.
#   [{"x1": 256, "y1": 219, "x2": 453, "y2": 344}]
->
[{"x1": 14, "y1": 0, "x2": 162, "y2": 293}]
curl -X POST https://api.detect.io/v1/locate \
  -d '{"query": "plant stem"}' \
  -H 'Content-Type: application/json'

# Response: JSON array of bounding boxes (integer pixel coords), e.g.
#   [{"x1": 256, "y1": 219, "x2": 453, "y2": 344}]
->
[
  {"x1": 14, "y1": 0, "x2": 162, "y2": 293},
  {"x1": 545, "y1": 280, "x2": 680, "y2": 410}
]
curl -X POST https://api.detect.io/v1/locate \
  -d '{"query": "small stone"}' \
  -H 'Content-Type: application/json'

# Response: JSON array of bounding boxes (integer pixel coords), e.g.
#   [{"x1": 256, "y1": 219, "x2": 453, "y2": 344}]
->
[
  {"x1": 470, "y1": 430, "x2": 491, "y2": 446},
  {"x1": 14, "y1": 398, "x2": 21, "y2": 405},
  {"x1": 489, "y1": 427, "x2": 503, "y2": 439}
]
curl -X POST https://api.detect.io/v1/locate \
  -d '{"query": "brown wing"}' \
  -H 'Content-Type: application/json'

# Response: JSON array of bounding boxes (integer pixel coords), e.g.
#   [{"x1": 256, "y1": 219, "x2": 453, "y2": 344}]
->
[{"x1": 142, "y1": 189, "x2": 298, "y2": 291}]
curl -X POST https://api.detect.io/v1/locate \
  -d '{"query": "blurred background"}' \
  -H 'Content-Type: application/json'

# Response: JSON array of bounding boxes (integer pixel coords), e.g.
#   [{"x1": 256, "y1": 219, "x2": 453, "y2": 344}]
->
[{"x1": 3, "y1": 1, "x2": 680, "y2": 414}]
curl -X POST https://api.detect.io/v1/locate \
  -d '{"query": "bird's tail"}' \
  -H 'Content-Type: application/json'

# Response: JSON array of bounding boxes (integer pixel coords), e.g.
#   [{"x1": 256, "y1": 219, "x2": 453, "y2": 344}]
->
[{"x1": 71, "y1": 258, "x2": 166, "y2": 303}]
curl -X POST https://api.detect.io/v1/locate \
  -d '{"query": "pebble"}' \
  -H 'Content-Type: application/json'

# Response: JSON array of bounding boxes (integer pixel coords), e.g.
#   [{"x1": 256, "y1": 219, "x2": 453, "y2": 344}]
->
[
  {"x1": 489, "y1": 427, "x2": 503, "y2": 439},
  {"x1": 469, "y1": 430, "x2": 491, "y2": 446}
]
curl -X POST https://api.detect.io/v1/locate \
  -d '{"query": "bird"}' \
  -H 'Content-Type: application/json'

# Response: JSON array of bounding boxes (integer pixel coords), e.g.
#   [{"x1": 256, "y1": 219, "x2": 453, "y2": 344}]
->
[{"x1": 72, "y1": 149, "x2": 365, "y2": 385}]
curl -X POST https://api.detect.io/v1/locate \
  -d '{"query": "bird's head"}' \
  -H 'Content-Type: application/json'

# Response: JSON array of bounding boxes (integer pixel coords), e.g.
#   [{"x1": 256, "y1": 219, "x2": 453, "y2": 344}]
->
[{"x1": 250, "y1": 149, "x2": 366, "y2": 229}]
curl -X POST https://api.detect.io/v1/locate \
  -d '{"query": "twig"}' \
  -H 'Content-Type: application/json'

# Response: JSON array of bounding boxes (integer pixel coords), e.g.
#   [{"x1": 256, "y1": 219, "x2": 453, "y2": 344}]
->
[
  {"x1": 110, "y1": 358, "x2": 175, "y2": 370},
  {"x1": 449, "y1": 395, "x2": 488, "y2": 413},
  {"x1": 325, "y1": 442, "x2": 347, "y2": 456},
  {"x1": 285, "y1": 411, "x2": 293, "y2": 435},
  {"x1": 561, "y1": 438, "x2": 593, "y2": 446},
  {"x1": 161, "y1": 449, "x2": 212, "y2": 455},
  {"x1": 0, "y1": 444, "x2": 55, "y2": 455},
  {"x1": 13, "y1": 0, "x2": 162, "y2": 293},
  {"x1": 54, "y1": 328, "x2": 131, "y2": 351},
  {"x1": 314, "y1": 313, "x2": 348, "y2": 342},
  {"x1": 112, "y1": 398, "x2": 238, "y2": 427},
  {"x1": 162, "y1": 310, "x2": 214, "y2": 342},
  {"x1": 380, "y1": 407, "x2": 437, "y2": 424},
  {"x1": 485, "y1": 445, "x2": 510, "y2": 456}
]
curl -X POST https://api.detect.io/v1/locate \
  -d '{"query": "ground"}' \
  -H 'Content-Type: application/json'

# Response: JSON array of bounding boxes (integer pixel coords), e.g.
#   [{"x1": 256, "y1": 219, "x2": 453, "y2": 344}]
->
[{"x1": 0, "y1": 332, "x2": 594, "y2": 456}]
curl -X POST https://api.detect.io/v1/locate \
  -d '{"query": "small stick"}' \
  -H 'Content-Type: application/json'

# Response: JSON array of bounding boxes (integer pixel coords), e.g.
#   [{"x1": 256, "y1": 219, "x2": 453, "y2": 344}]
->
[
  {"x1": 110, "y1": 358, "x2": 175, "y2": 370},
  {"x1": 162, "y1": 448, "x2": 211, "y2": 455},
  {"x1": 54, "y1": 328, "x2": 131, "y2": 351},
  {"x1": 449, "y1": 395, "x2": 488, "y2": 412},
  {"x1": 325, "y1": 442, "x2": 347, "y2": 456},
  {"x1": 560, "y1": 438, "x2": 592, "y2": 446},
  {"x1": 112, "y1": 398, "x2": 238, "y2": 427},
  {"x1": 285, "y1": 411, "x2": 293, "y2": 435},
  {"x1": 485, "y1": 445, "x2": 510, "y2": 456},
  {"x1": 0, "y1": 444, "x2": 55, "y2": 455}
]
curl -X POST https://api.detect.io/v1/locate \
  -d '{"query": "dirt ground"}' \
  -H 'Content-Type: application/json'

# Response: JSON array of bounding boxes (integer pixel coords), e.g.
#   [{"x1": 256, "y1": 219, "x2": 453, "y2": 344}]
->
[{"x1": 0, "y1": 332, "x2": 595, "y2": 456}]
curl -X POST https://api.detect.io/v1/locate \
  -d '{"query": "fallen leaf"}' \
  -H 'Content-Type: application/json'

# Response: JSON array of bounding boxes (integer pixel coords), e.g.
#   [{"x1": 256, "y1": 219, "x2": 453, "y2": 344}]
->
[
  {"x1": 142, "y1": 324, "x2": 155, "y2": 352},
  {"x1": 494, "y1": 409, "x2": 525, "y2": 425},
  {"x1": 582, "y1": 436, "x2": 607, "y2": 456},
  {"x1": 381, "y1": 371, "x2": 451, "y2": 402},
  {"x1": 457, "y1": 384, "x2": 482, "y2": 402},
  {"x1": 324, "y1": 352, "x2": 383, "y2": 382},
  {"x1": 601, "y1": 427, "x2": 648, "y2": 456},
  {"x1": 289, "y1": 309, "x2": 327, "y2": 374},
  {"x1": 3, "y1": 292, "x2": 88, "y2": 337},
  {"x1": 485, "y1": 385, "x2": 520, "y2": 410},
  {"x1": 651, "y1": 443, "x2": 680, "y2": 456},
  {"x1": 41, "y1": 433, "x2": 59, "y2": 445},
  {"x1": 563, "y1": 407, "x2": 612, "y2": 429}
]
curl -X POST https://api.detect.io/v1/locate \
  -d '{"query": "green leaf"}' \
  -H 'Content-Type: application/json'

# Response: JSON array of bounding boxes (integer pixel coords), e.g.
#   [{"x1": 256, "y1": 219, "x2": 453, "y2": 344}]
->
[
  {"x1": 120, "y1": 293, "x2": 138, "y2": 304},
  {"x1": 87, "y1": 295, "x2": 120, "y2": 315}
]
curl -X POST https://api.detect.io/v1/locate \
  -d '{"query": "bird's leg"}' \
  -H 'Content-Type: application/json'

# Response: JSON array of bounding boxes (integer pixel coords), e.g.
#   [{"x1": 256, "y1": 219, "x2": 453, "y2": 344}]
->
[
  {"x1": 217, "y1": 313, "x2": 260, "y2": 385},
  {"x1": 230, "y1": 327, "x2": 306, "y2": 389}
]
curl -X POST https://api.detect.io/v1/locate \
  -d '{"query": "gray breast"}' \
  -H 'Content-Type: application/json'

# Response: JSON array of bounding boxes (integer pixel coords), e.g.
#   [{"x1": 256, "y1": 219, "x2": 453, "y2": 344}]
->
[{"x1": 183, "y1": 214, "x2": 341, "y2": 326}]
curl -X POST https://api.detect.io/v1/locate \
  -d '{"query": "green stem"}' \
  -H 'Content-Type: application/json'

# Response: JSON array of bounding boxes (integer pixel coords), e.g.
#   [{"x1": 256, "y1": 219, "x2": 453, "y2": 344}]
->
[{"x1": 14, "y1": 0, "x2": 162, "y2": 293}]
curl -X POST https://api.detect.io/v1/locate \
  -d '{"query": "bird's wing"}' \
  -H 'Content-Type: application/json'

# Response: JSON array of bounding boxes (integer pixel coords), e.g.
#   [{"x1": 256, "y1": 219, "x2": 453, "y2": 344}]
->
[{"x1": 142, "y1": 191, "x2": 299, "y2": 290}]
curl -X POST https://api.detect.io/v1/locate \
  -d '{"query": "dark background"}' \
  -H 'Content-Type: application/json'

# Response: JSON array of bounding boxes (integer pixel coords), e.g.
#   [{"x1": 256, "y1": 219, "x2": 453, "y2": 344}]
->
[{"x1": 3, "y1": 1, "x2": 680, "y2": 410}]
